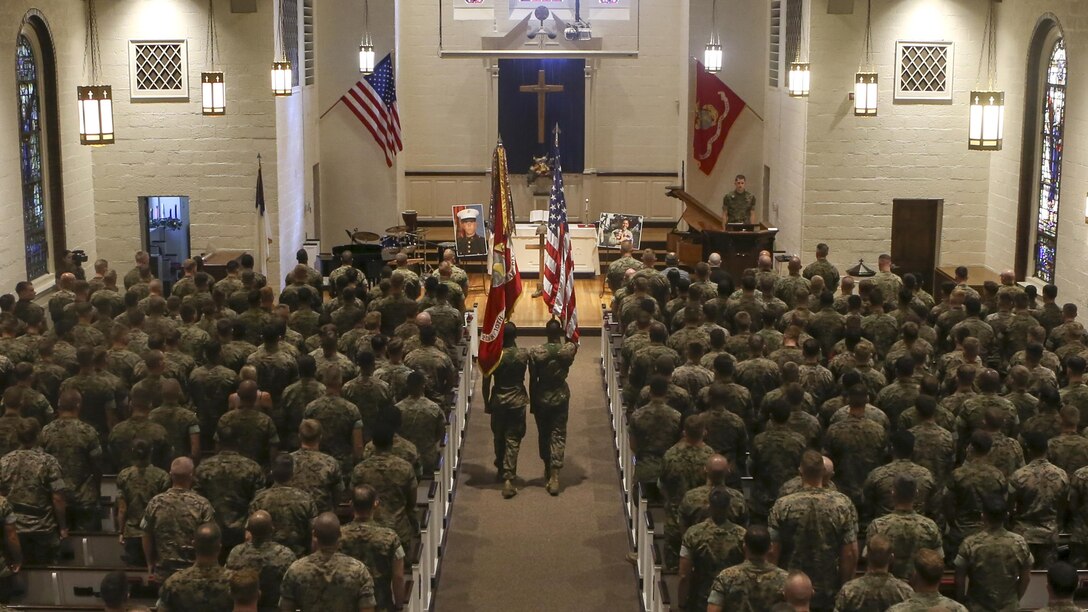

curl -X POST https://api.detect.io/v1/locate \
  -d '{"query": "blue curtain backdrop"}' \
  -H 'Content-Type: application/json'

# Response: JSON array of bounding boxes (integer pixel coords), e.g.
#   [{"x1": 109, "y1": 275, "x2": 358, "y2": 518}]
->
[{"x1": 497, "y1": 58, "x2": 585, "y2": 174}]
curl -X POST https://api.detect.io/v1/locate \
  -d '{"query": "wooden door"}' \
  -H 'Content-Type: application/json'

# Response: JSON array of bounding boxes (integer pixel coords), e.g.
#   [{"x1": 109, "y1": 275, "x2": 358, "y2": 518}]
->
[{"x1": 890, "y1": 199, "x2": 943, "y2": 293}]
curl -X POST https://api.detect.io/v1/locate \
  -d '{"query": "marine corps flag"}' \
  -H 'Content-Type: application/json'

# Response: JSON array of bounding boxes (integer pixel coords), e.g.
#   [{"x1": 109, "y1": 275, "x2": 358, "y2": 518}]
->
[
  {"x1": 693, "y1": 60, "x2": 747, "y2": 175},
  {"x1": 478, "y1": 140, "x2": 523, "y2": 375}
]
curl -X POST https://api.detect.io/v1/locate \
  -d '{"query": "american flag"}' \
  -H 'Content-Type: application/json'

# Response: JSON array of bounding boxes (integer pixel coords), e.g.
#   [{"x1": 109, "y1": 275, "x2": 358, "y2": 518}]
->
[
  {"x1": 341, "y1": 53, "x2": 403, "y2": 167},
  {"x1": 542, "y1": 126, "x2": 580, "y2": 342}
]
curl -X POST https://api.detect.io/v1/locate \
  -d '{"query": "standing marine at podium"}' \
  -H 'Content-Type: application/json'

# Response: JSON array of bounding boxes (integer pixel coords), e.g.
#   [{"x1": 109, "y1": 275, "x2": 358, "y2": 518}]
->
[{"x1": 721, "y1": 174, "x2": 756, "y2": 226}]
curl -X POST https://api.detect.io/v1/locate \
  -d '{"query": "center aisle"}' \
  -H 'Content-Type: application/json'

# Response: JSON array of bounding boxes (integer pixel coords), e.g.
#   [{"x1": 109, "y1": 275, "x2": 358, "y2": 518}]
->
[{"x1": 435, "y1": 338, "x2": 639, "y2": 611}]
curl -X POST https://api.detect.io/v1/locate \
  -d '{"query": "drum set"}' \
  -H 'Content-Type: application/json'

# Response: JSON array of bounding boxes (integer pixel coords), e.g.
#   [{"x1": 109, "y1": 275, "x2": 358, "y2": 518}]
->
[{"x1": 347, "y1": 210, "x2": 435, "y2": 271}]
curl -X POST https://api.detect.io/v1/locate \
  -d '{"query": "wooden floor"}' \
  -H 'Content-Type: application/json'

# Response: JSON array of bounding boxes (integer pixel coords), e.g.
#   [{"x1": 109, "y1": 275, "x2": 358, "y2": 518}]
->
[{"x1": 466, "y1": 277, "x2": 607, "y2": 333}]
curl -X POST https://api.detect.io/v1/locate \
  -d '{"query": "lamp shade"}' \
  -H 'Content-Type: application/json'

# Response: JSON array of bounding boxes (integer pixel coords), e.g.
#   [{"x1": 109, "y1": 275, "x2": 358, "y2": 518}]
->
[
  {"x1": 968, "y1": 90, "x2": 1004, "y2": 150},
  {"x1": 854, "y1": 72, "x2": 877, "y2": 116},
  {"x1": 271, "y1": 61, "x2": 292, "y2": 96},
  {"x1": 788, "y1": 62, "x2": 811, "y2": 97},
  {"x1": 704, "y1": 42, "x2": 723, "y2": 73},
  {"x1": 201, "y1": 72, "x2": 226, "y2": 115},
  {"x1": 77, "y1": 85, "x2": 114, "y2": 145},
  {"x1": 359, "y1": 41, "x2": 376, "y2": 74}
]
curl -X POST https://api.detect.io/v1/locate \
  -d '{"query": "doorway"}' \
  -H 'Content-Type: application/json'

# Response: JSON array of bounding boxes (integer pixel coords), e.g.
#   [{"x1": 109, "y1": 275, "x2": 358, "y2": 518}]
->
[
  {"x1": 890, "y1": 199, "x2": 943, "y2": 293},
  {"x1": 139, "y1": 196, "x2": 191, "y2": 291}
]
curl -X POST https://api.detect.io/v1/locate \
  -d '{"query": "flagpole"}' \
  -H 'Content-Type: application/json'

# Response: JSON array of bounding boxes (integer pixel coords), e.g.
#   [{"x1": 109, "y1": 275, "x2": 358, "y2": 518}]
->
[{"x1": 318, "y1": 98, "x2": 342, "y2": 120}]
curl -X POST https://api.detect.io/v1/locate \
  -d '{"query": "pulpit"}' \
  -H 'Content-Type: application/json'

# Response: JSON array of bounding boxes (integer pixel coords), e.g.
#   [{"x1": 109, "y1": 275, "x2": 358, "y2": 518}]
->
[{"x1": 665, "y1": 187, "x2": 778, "y2": 282}]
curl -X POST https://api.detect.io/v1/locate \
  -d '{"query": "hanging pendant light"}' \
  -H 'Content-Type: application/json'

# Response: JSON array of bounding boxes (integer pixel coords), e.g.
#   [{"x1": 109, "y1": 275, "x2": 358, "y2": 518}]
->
[
  {"x1": 853, "y1": 0, "x2": 877, "y2": 116},
  {"x1": 359, "y1": 0, "x2": 376, "y2": 74},
  {"x1": 78, "y1": 0, "x2": 114, "y2": 145},
  {"x1": 969, "y1": 0, "x2": 1004, "y2": 150},
  {"x1": 703, "y1": 0, "x2": 723, "y2": 73},
  {"x1": 788, "y1": 62, "x2": 810, "y2": 97},
  {"x1": 201, "y1": 0, "x2": 226, "y2": 115},
  {"x1": 271, "y1": 0, "x2": 293, "y2": 96}
]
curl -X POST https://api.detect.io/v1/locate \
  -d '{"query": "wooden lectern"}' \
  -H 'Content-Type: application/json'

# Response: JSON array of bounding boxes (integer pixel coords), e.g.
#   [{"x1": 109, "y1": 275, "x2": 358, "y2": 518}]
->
[{"x1": 665, "y1": 187, "x2": 778, "y2": 282}]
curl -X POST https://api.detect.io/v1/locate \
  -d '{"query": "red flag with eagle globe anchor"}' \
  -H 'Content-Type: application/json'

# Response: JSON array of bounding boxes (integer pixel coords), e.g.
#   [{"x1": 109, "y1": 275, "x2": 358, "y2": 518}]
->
[
  {"x1": 693, "y1": 61, "x2": 747, "y2": 175},
  {"x1": 478, "y1": 141, "x2": 524, "y2": 376}
]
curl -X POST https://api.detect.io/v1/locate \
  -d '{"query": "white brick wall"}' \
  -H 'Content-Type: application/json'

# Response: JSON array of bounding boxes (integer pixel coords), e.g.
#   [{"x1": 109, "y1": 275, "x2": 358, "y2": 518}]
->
[
  {"x1": 89, "y1": 0, "x2": 280, "y2": 281},
  {"x1": 797, "y1": 0, "x2": 992, "y2": 271},
  {"x1": 985, "y1": 1, "x2": 1088, "y2": 306},
  {"x1": 0, "y1": 1, "x2": 95, "y2": 288}
]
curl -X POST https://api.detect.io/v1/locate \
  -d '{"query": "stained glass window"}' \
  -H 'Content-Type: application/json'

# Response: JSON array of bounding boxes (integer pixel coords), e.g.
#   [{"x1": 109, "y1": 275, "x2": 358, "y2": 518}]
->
[
  {"x1": 1033, "y1": 38, "x2": 1065, "y2": 284},
  {"x1": 16, "y1": 34, "x2": 49, "y2": 281}
]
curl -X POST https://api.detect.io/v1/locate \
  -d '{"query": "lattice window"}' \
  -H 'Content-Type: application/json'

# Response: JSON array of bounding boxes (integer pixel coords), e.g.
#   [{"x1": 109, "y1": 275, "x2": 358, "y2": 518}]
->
[
  {"x1": 303, "y1": 0, "x2": 315, "y2": 86},
  {"x1": 769, "y1": 0, "x2": 781, "y2": 87},
  {"x1": 1033, "y1": 38, "x2": 1066, "y2": 283},
  {"x1": 283, "y1": 0, "x2": 300, "y2": 88},
  {"x1": 128, "y1": 40, "x2": 189, "y2": 100},
  {"x1": 784, "y1": 0, "x2": 802, "y2": 69},
  {"x1": 16, "y1": 34, "x2": 49, "y2": 281},
  {"x1": 895, "y1": 41, "x2": 953, "y2": 102}
]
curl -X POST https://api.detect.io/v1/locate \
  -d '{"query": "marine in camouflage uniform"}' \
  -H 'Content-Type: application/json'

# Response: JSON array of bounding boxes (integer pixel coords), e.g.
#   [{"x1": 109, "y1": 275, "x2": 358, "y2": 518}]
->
[
  {"x1": 862, "y1": 457, "x2": 937, "y2": 523},
  {"x1": 216, "y1": 402, "x2": 280, "y2": 469},
  {"x1": 954, "y1": 522, "x2": 1033, "y2": 612},
  {"x1": 194, "y1": 445, "x2": 265, "y2": 551},
  {"x1": 156, "y1": 560, "x2": 233, "y2": 612},
  {"x1": 1008, "y1": 441, "x2": 1070, "y2": 569},
  {"x1": 396, "y1": 385, "x2": 445, "y2": 476},
  {"x1": 768, "y1": 465, "x2": 859, "y2": 611},
  {"x1": 679, "y1": 505, "x2": 746, "y2": 612},
  {"x1": 722, "y1": 188, "x2": 755, "y2": 224},
  {"x1": 249, "y1": 480, "x2": 318, "y2": 558},
  {"x1": 303, "y1": 390, "x2": 364, "y2": 475},
  {"x1": 1068, "y1": 464, "x2": 1088, "y2": 566},
  {"x1": 606, "y1": 248, "x2": 644, "y2": 292},
  {"x1": 529, "y1": 331, "x2": 578, "y2": 493},
  {"x1": 40, "y1": 408, "x2": 104, "y2": 532},
  {"x1": 149, "y1": 399, "x2": 201, "y2": 462},
  {"x1": 660, "y1": 425, "x2": 714, "y2": 570},
  {"x1": 188, "y1": 355, "x2": 239, "y2": 448},
  {"x1": 340, "y1": 497, "x2": 405, "y2": 612},
  {"x1": 485, "y1": 335, "x2": 530, "y2": 496},
  {"x1": 279, "y1": 546, "x2": 377, "y2": 612},
  {"x1": 247, "y1": 336, "x2": 301, "y2": 436},
  {"x1": 749, "y1": 408, "x2": 807, "y2": 518},
  {"x1": 628, "y1": 381, "x2": 682, "y2": 490},
  {"x1": 833, "y1": 568, "x2": 913, "y2": 612},
  {"x1": 362, "y1": 434, "x2": 423, "y2": 481},
  {"x1": 404, "y1": 339, "x2": 456, "y2": 410},
  {"x1": 116, "y1": 458, "x2": 171, "y2": 566},
  {"x1": 141, "y1": 485, "x2": 216, "y2": 580},
  {"x1": 867, "y1": 508, "x2": 942, "y2": 581},
  {"x1": 225, "y1": 530, "x2": 297, "y2": 612},
  {"x1": 0, "y1": 426, "x2": 69, "y2": 565},
  {"x1": 707, "y1": 556, "x2": 788, "y2": 612},
  {"x1": 375, "y1": 357, "x2": 413, "y2": 403},
  {"x1": 351, "y1": 443, "x2": 418, "y2": 550},
  {"x1": 946, "y1": 439, "x2": 1009, "y2": 559},
  {"x1": 823, "y1": 401, "x2": 888, "y2": 509}
]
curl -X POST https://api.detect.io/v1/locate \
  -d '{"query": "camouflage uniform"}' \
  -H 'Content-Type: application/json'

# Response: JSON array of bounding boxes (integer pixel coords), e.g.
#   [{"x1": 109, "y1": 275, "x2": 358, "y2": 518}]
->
[
  {"x1": 250, "y1": 484, "x2": 318, "y2": 557},
  {"x1": 487, "y1": 346, "x2": 530, "y2": 480},
  {"x1": 225, "y1": 539, "x2": 297, "y2": 612},
  {"x1": 953, "y1": 527, "x2": 1033, "y2": 612},
  {"x1": 887, "y1": 592, "x2": 968, "y2": 612},
  {"x1": 426, "y1": 303, "x2": 464, "y2": 349},
  {"x1": 774, "y1": 275, "x2": 810, "y2": 309},
  {"x1": 823, "y1": 415, "x2": 888, "y2": 508},
  {"x1": 375, "y1": 295, "x2": 417, "y2": 337},
  {"x1": 957, "y1": 393, "x2": 1020, "y2": 446},
  {"x1": 350, "y1": 450, "x2": 418, "y2": 550},
  {"x1": 733, "y1": 357, "x2": 781, "y2": 409},
  {"x1": 626, "y1": 343, "x2": 681, "y2": 408},
  {"x1": 404, "y1": 346, "x2": 456, "y2": 410},
  {"x1": 1048, "y1": 432, "x2": 1088, "y2": 478},
  {"x1": 375, "y1": 362, "x2": 412, "y2": 403},
  {"x1": 1060, "y1": 382, "x2": 1088, "y2": 429},
  {"x1": 870, "y1": 272, "x2": 904, "y2": 306},
  {"x1": 749, "y1": 426, "x2": 807, "y2": 518},
  {"x1": 397, "y1": 396, "x2": 445, "y2": 475},
  {"x1": 216, "y1": 408, "x2": 279, "y2": 468},
  {"x1": 141, "y1": 487, "x2": 216, "y2": 580},
  {"x1": 236, "y1": 308, "x2": 272, "y2": 346},
  {"x1": 363, "y1": 434, "x2": 422, "y2": 481},
  {"x1": 802, "y1": 259, "x2": 840, "y2": 291},
  {"x1": 287, "y1": 448, "x2": 344, "y2": 513},
  {"x1": 108, "y1": 415, "x2": 171, "y2": 470},
  {"x1": 149, "y1": 403, "x2": 200, "y2": 461},
  {"x1": 40, "y1": 417, "x2": 103, "y2": 531},
  {"x1": 288, "y1": 307, "x2": 322, "y2": 341},
  {"x1": 340, "y1": 518, "x2": 405, "y2": 612},
  {"x1": 680, "y1": 517, "x2": 746, "y2": 612},
  {"x1": 707, "y1": 559, "x2": 787, "y2": 611},
  {"x1": 768, "y1": 487, "x2": 859, "y2": 611},
  {"x1": 1009, "y1": 457, "x2": 1069, "y2": 567},
  {"x1": 866, "y1": 509, "x2": 943, "y2": 580},
  {"x1": 1069, "y1": 465, "x2": 1088, "y2": 566},
  {"x1": 279, "y1": 550, "x2": 377, "y2": 612},
  {"x1": 909, "y1": 421, "x2": 956, "y2": 490},
  {"x1": 0, "y1": 447, "x2": 68, "y2": 564},
  {"x1": 279, "y1": 378, "x2": 326, "y2": 449},
  {"x1": 156, "y1": 563, "x2": 232, "y2": 612},
  {"x1": 798, "y1": 363, "x2": 837, "y2": 407},
  {"x1": 672, "y1": 364, "x2": 715, "y2": 403},
  {"x1": 722, "y1": 190, "x2": 755, "y2": 223},
  {"x1": 606, "y1": 255, "x2": 644, "y2": 292},
  {"x1": 701, "y1": 408, "x2": 748, "y2": 474},
  {"x1": 862, "y1": 459, "x2": 936, "y2": 522},
  {"x1": 678, "y1": 485, "x2": 749, "y2": 537},
  {"x1": 194, "y1": 450, "x2": 265, "y2": 545},
  {"x1": 247, "y1": 345, "x2": 300, "y2": 434},
  {"x1": 874, "y1": 380, "x2": 920, "y2": 432},
  {"x1": 58, "y1": 372, "x2": 118, "y2": 440},
  {"x1": 668, "y1": 326, "x2": 711, "y2": 356},
  {"x1": 302, "y1": 396, "x2": 363, "y2": 475},
  {"x1": 528, "y1": 341, "x2": 577, "y2": 471},
  {"x1": 106, "y1": 346, "x2": 142, "y2": 388},
  {"x1": 188, "y1": 364, "x2": 239, "y2": 446},
  {"x1": 660, "y1": 440, "x2": 714, "y2": 569},
  {"x1": 116, "y1": 463, "x2": 170, "y2": 564},
  {"x1": 629, "y1": 400, "x2": 681, "y2": 487},
  {"x1": 832, "y1": 571, "x2": 913, "y2": 612},
  {"x1": 946, "y1": 459, "x2": 1008, "y2": 557},
  {"x1": 177, "y1": 323, "x2": 210, "y2": 364},
  {"x1": 975, "y1": 432, "x2": 1026, "y2": 478}
]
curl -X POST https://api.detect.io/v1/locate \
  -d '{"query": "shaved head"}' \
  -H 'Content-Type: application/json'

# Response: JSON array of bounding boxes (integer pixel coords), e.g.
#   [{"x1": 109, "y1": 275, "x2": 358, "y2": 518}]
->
[
  {"x1": 784, "y1": 570, "x2": 813, "y2": 605},
  {"x1": 246, "y1": 510, "x2": 273, "y2": 540},
  {"x1": 313, "y1": 512, "x2": 342, "y2": 547}
]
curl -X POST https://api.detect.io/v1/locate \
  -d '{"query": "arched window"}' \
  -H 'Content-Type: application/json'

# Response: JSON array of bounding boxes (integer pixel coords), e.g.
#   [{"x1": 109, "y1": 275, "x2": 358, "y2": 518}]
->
[
  {"x1": 1032, "y1": 38, "x2": 1066, "y2": 283},
  {"x1": 15, "y1": 15, "x2": 64, "y2": 283}
]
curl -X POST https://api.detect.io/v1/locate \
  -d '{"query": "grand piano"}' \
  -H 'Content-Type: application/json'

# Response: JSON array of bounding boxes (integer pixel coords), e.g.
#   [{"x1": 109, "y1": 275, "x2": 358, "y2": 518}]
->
[{"x1": 665, "y1": 187, "x2": 778, "y2": 283}]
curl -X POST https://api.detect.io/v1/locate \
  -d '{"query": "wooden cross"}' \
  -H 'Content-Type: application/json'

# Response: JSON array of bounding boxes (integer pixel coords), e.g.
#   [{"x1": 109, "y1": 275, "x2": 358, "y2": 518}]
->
[{"x1": 519, "y1": 69, "x2": 564, "y2": 144}]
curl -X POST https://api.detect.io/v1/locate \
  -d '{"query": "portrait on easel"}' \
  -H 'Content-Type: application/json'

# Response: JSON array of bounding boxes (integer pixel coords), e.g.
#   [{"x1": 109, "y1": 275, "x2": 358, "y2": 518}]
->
[
  {"x1": 597, "y1": 213, "x2": 643, "y2": 249},
  {"x1": 453, "y1": 204, "x2": 488, "y2": 258}
]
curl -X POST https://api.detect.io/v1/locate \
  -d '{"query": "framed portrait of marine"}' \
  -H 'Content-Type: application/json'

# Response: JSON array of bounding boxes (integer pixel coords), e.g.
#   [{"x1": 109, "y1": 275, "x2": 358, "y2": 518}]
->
[
  {"x1": 597, "y1": 213, "x2": 643, "y2": 249},
  {"x1": 452, "y1": 204, "x2": 488, "y2": 258}
]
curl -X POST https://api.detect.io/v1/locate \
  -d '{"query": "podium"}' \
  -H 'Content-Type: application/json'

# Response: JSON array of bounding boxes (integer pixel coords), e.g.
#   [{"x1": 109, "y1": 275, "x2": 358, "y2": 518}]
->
[{"x1": 664, "y1": 187, "x2": 777, "y2": 281}]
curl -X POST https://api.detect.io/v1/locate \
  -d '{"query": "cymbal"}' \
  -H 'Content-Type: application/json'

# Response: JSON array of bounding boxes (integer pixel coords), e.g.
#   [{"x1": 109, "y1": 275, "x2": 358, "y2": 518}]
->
[
  {"x1": 386, "y1": 225, "x2": 409, "y2": 235},
  {"x1": 351, "y1": 231, "x2": 381, "y2": 242}
]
